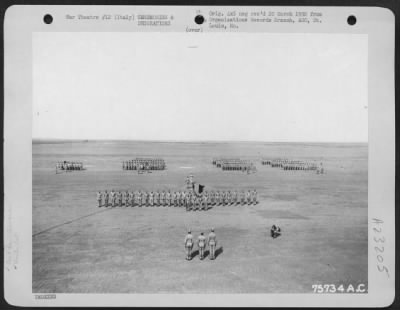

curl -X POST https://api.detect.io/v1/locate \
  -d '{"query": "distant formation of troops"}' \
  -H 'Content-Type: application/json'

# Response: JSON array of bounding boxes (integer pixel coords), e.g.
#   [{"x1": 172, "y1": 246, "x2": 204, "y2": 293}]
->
[
  {"x1": 261, "y1": 158, "x2": 324, "y2": 173},
  {"x1": 212, "y1": 157, "x2": 256, "y2": 173},
  {"x1": 56, "y1": 161, "x2": 84, "y2": 171},
  {"x1": 96, "y1": 189, "x2": 258, "y2": 210},
  {"x1": 122, "y1": 158, "x2": 166, "y2": 171},
  {"x1": 184, "y1": 229, "x2": 218, "y2": 260}
]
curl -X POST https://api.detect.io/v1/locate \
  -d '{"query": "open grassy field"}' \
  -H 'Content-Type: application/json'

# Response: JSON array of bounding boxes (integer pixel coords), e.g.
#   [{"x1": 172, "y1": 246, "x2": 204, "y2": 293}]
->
[{"x1": 33, "y1": 140, "x2": 368, "y2": 293}]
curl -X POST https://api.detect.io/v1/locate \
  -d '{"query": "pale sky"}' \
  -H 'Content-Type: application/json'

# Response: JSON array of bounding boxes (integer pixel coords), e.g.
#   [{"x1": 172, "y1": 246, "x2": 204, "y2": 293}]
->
[{"x1": 33, "y1": 32, "x2": 367, "y2": 142}]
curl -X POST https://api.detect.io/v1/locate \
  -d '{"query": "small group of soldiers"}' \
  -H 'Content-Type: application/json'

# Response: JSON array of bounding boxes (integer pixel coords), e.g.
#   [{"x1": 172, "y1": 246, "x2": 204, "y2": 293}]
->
[
  {"x1": 56, "y1": 161, "x2": 84, "y2": 171},
  {"x1": 184, "y1": 229, "x2": 217, "y2": 260},
  {"x1": 212, "y1": 157, "x2": 256, "y2": 173},
  {"x1": 122, "y1": 158, "x2": 166, "y2": 171},
  {"x1": 96, "y1": 189, "x2": 258, "y2": 209},
  {"x1": 262, "y1": 158, "x2": 323, "y2": 173}
]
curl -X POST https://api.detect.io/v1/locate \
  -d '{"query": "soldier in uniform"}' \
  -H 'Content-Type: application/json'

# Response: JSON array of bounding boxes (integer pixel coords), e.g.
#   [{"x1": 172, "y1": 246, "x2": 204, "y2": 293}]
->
[
  {"x1": 172, "y1": 191, "x2": 177, "y2": 207},
  {"x1": 208, "y1": 191, "x2": 214, "y2": 205},
  {"x1": 129, "y1": 191, "x2": 134, "y2": 207},
  {"x1": 118, "y1": 191, "x2": 123, "y2": 207},
  {"x1": 97, "y1": 191, "x2": 102, "y2": 207},
  {"x1": 149, "y1": 191, "x2": 154, "y2": 206},
  {"x1": 240, "y1": 190, "x2": 246, "y2": 205},
  {"x1": 160, "y1": 190, "x2": 165, "y2": 207},
  {"x1": 184, "y1": 230, "x2": 194, "y2": 260},
  {"x1": 215, "y1": 191, "x2": 220, "y2": 206},
  {"x1": 198, "y1": 232, "x2": 206, "y2": 260},
  {"x1": 141, "y1": 191, "x2": 147, "y2": 207},
  {"x1": 137, "y1": 190, "x2": 142, "y2": 207},
  {"x1": 252, "y1": 189, "x2": 258, "y2": 205},
  {"x1": 232, "y1": 190, "x2": 238, "y2": 205},
  {"x1": 190, "y1": 194, "x2": 196, "y2": 211},
  {"x1": 154, "y1": 190, "x2": 160, "y2": 207},
  {"x1": 246, "y1": 190, "x2": 251, "y2": 205},
  {"x1": 185, "y1": 192, "x2": 191, "y2": 211},
  {"x1": 226, "y1": 190, "x2": 232, "y2": 205},
  {"x1": 208, "y1": 228, "x2": 217, "y2": 260},
  {"x1": 166, "y1": 190, "x2": 171, "y2": 207},
  {"x1": 180, "y1": 191, "x2": 186, "y2": 207},
  {"x1": 176, "y1": 191, "x2": 181, "y2": 207},
  {"x1": 110, "y1": 189, "x2": 116, "y2": 207},
  {"x1": 125, "y1": 191, "x2": 129, "y2": 207},
  {"x1": 104, "y1": 190, "x2": 109, "y2": 207},
  {"x1": 221, "y1": 191, "x2": 226, "y2": 206},
  {"x1": 202, "y1": 192, "x2": 208, "y2": 211}
]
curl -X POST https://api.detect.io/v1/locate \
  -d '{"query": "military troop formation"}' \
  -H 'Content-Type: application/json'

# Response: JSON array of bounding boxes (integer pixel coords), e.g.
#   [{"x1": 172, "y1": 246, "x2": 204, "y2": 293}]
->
[
  {"x1": 56, "y1": 161, "x2": 84, "y2": 171},
  {"x1": 96, "y1": 189, "x2": 258, "y2": 210},
  {"x1": 212, "y1": 157, "x2": 256, "y2": 173},
  {"x1": 184, "y1": 229, "x2": 218, "y2": 260},
  {"x1": 122, "y1": 158, "x2": 166, "y2": 171},
  {"x1": 261, "y1": 158, "x2": 324, "y2": 173}
]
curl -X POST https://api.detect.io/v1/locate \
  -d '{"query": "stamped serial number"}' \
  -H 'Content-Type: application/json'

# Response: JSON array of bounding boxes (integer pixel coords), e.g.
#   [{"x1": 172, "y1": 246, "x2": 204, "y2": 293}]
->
[
  {"x1": 312, "y1": 284, "x2": 367, "y2": 293},
  {"x1": 372, "y1": 218, "x2": 390, "y2": 278}
]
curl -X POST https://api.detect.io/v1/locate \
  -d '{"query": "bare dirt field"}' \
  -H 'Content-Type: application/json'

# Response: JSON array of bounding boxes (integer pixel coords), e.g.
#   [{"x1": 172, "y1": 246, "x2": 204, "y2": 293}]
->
[{"x1": 33, "y1": 140, "x2": 368, "y2": 293}]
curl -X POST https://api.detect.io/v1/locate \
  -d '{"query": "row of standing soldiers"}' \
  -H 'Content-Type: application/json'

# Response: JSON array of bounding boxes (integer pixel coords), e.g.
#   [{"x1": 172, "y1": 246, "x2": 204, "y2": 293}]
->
[
  {"x1": 212, "y1": 158, "x2": 256, "y2": 172},
  {"x1": 261, "y1": 158, "x2": 321, "y2": 171},
  {"x1": 122, "y1": 158, "x2": 166, "y2": 171},
  {"x1": 56, "y1": 161, "x2": 84, "y2": 171},
  {"x1": 184, "y1": 229, "x2": 217, "y2": 260},
  {"x1": 97, "y1": 189, "x2": 258, "y2": 210}
]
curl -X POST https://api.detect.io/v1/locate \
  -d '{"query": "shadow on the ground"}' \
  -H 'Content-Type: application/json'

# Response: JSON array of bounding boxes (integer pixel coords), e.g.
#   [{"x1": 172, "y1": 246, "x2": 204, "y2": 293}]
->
[
  {"x1": 215, "y1": 246, "x2": 223, "y2": 258},
  {"x1": 203, "y1": 249, "x2": 209, "y2": 259},
  {"x1": 191, "y1": 249, "x2": 199, "y2": 259}
]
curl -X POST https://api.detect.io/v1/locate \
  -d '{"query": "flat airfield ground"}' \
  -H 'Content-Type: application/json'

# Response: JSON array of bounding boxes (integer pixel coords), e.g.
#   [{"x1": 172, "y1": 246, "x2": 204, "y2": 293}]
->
[{"x1": 33, "y1": 141, "x2": 368, "y2": 293}]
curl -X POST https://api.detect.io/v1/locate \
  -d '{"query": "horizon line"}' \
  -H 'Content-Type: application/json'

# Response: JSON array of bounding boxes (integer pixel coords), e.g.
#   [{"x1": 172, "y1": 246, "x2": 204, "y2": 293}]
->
[{"x1": 32, "y1": 137, "x2": 368, "y2": 144}]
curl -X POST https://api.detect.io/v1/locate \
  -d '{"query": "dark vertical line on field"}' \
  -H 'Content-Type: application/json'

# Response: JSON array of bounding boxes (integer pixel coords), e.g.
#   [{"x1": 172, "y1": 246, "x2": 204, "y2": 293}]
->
[{"x1": 32, "y1": 207, "x2": 114, "y2": 238}]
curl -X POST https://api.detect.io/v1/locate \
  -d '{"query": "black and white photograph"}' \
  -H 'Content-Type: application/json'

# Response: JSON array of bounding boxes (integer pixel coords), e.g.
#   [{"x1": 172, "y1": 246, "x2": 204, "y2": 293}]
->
[{"x1": 4, "y1": 5, "x2": 395, "y2": 307}]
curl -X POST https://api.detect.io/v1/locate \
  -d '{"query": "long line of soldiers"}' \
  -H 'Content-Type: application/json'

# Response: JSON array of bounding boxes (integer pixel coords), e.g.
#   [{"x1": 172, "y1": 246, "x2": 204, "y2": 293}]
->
[
  {"x1": 261, "y1": 158, "x2": 321, "y2": 172},
  {"x1": 96, "y1": 189, "x2": 258, "y2": 210},
  {"x1": 56, "y1": 161, "x2": 84, "y2": 171},
  {"x1": 212, "y1": 157, "x2": 256, "y2": 173},
  {"x1": 122, "y1": 158, "x2": 166, "y2": 171}
]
